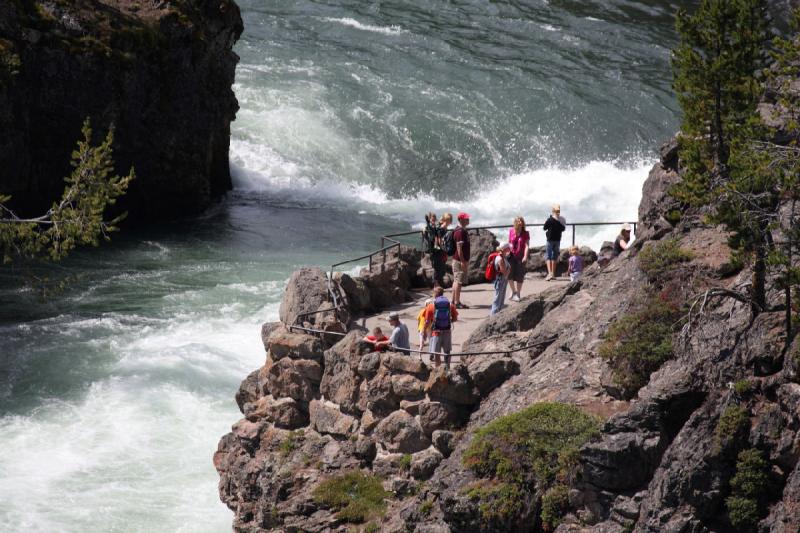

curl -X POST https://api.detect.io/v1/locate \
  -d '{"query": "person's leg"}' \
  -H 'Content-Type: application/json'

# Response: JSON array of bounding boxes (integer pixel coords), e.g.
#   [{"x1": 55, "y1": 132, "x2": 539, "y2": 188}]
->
[
  {"x1": 429, "y1": 335, "x2": 440, "y2": 367},
  {"x1": 491, "y1": 277, "x2": 504, "y2": 315},
  {"x1": 451, "y1": 259, "x2": 461, "y2": 304},
  {"x1": 442, "y1": 330, "x2": 452, "y2": 369},
  {"x1": 433, "y1": 252, "x2": 445, "y2": 287}
]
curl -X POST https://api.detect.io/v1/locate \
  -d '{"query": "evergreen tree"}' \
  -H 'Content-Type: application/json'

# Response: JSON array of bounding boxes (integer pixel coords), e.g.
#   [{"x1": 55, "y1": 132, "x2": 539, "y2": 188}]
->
[
  {"x1": 0, "y1": 118, "x2": 135, "y2": 263},
  {"x1": 671, "y1": 0, "x2": 772, "y2": 311},
  {"x1": 671, "y1": 0, "x2": 770, "y2": 205}
]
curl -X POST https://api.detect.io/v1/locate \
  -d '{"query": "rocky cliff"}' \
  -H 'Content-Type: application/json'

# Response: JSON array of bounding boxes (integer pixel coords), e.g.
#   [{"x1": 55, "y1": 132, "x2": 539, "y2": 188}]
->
[{"x1": 0, "y1": 0, "x2": 242, "y2": 221}]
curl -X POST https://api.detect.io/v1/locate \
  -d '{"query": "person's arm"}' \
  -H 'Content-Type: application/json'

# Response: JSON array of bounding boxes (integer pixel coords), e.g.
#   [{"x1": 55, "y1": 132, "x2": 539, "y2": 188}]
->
[
  {"x1": 363, "y1": 335, "x2": 375, "y2": 345},
  {"x1": 498, "y1": 257, "x2": 508, "y2": 276},
  {"x1": 543, "y1": 217, "x2": 551, "y2": 231},
  {"x1": 522, "y1": 240, "x2": 529, "y2": 263},
  {"x1": 455, "y1": 239, "x2": 464, "y2": 262},
  {"x1": 619, "y1": 238, "x2": 630, "y2": 251}
]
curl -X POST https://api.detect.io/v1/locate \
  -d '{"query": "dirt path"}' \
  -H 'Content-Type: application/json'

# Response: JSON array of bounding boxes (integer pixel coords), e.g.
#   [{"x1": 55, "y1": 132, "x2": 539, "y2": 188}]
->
[{"x1": 358, "y1": 273, "x2": 570, "y2": 360}]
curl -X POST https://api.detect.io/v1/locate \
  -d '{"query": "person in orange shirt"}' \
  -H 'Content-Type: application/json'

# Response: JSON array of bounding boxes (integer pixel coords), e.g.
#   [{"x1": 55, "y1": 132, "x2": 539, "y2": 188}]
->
[{"x1": 424, "y1": 286, "x2": 458, "y2": 369}]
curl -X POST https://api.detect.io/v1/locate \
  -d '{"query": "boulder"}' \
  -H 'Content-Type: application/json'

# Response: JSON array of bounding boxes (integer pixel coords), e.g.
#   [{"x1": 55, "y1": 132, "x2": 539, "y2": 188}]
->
[
  {"x1": 278, "y1": 267, "x2": 331, "y2": 326},
  {"x1": 382, "y1": 353, "x2": 430, "y2": 378},
  {"x1": 266, "y1": 358, "x2": 317, "y2": 402},
  {"x1": 418, "y1": 401, "x2": 469, "y2": 436},
  {"x1": 260, "y1": 321, "x2": 281, "y2": 354},
  {"x1": 309, "y1": 399, "x2": 359, "y2": 437},
  {"x1": 293, "y1": 359, "x2": 323, "y2": 384},
  {"x1": 354, "y1": 436, "x2": 377, "y2": 463},
  {"x1": 467, "y1": 229, "x2": 499, "y2": 284},
  {"x1": 231, "y1": 418, "x2": 265, "y2": 449},
  {"x1": 357, "y1": 351, "x2": 383, "y2": 378},
  {"x1": 465, "y1": 355, "x2": 520, "y2": 396},
  {"x1": 373, "y1": 452, "x2": 406, "y2": 478},
  {"x1": 424, "y1": 366, "x2": 481, "y2": 406},
  {"x1": 320, "y1": 333, "x2": 365, "y2": 416},
  {"x1": 267, "y1": 327, "x2": 325, "y2": 361},
  {"x1": 360, "y1": 368, "x2": 400, "y2": 416},
  {"x1": 360, "y1": 409, "x2": 381, "y2": 434},
  {"x1": 432, "y1": 430, "x2": 456, "y2": 457},
  {"x1": 235, "y1": 369, "x2": 262, "y2": 414},
  {"x1": 245, "y1": 395, "x2": 308, "y2": 429},
  {"x1": 373, "y1": 410, "x2": 431, "y2": 454},
  {"x1": 391, "y1": 374, "x2": 426, "y2": 399},
  {"x1": 411, "y1": 447, "x2": 444, "y2": 480},
  {"x1": 334, "y1": 272, "x2": 372, "y2": 312}
]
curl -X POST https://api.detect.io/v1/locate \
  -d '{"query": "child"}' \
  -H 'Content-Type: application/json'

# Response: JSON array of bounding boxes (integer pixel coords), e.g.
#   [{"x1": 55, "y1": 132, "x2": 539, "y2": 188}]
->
[
  {"x1": 417, "y1": 298, "x2": 432, "y2": 356},
  {"x1": 568, "y1": 246, "x2": 584, "y2": 282},
  {"x1": 363, "y1": 327, "x2": 389, "y2": 351}
]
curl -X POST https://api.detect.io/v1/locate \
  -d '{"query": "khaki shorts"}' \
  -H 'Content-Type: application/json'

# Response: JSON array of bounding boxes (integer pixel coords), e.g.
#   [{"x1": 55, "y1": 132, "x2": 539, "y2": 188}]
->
[{"x1": 452, "y1": 259, "x2": 468, "y2": 285}]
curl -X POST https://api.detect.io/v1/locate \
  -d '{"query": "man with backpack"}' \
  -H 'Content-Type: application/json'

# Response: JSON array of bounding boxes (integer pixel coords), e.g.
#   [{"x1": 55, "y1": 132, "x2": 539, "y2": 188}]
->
[
  {"x1": 424, "y1": 286, "x2": 459, "y2": 369},
  {"x1": 424, "y1": 212, "x2": 446, "y2": 287}
]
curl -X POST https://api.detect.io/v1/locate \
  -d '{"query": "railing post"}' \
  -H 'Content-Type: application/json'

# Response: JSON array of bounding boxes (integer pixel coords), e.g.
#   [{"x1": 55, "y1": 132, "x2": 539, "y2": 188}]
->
[
  {"x1": 368, "y1": 254, "x2": 372, "y2": 271},
  {"x1": 572, "y1": 225, "x2": 576, "y2": 246},
  {"x1": 632, "y1": 222, "x2": 637, "y2": 235}
]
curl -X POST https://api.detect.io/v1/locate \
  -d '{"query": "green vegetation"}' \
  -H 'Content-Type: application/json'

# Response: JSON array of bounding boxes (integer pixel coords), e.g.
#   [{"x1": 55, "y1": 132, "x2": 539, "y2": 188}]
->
[
  {"x1": 638, "y1": 239, "x2": 694, "y2": 282},
  {"x1": 399, "y1": 453, "x2": 412, "y2": 472},
  {"x1": 0, "y1": 39, "x2": 21, "y2": 84},
  {"x1": 419, "y1": 500, "x2": 433, "y2": 516},
  {"x1": 715, "y1": 405, "x2": 750, "y2": 453},
  {"x1": 0, "y1": 118, "x2": 134, "y2": 264},
  {"x1": 599, "y1": 295, "x2": 682, "y2": 399},
  {"x1": 312, "y1": 471, "x2": 389, "y2": 524},
  {"x1": 733, "y1": 380, "x2": 754, "y2": 396},
  {"x1": 725, "y1": 448, "x2": 770, "y2": 531},
  {"x1": 540, "y1": 485, "x2": 570, "y2": 530},
  {"x1": 363, "y1": 522, "x2": 380, "y2": 533},
  {"x1": 462, "y1": 402, "x2": 600, "y2": 528},
  {"x1": 278, "y1": 430, "x2": 304, "y2": 456}
]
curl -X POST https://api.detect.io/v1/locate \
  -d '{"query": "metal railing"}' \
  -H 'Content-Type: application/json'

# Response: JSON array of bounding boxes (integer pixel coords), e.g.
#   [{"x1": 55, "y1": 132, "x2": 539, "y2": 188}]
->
[{"x1": 287, "y1": 219, "x2": 637, "y2": 358}]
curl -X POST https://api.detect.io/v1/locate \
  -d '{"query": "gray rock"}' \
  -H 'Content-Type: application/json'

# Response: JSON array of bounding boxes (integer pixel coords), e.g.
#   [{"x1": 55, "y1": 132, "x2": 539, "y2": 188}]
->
[
  {"x1": 424, "y1": 366, "x2": 481, "y2": 406},
  {"x1": 278, "y1": 267, "x2": 331, "y2": 326},
  {"x1": 266, "y1": 358, "x2": 317, "y2": 403},
  {"x1": 382, "y1": 353, "x2": 430, "y2": 378},
  {"x1": 432, "y1": 430, "x2": 456, "y2": 457},
  {"x1": 268, "y1": 327, "x2": 325, "y2": 361},
  {"x1": 260, "y1": 321, "x2": 281, "y2": 354},
  {"x1": 391, "y1": 374, "x2": 426, "y2": 399},
  {"x1": 245, "y1": 395, "x2": 308, "y2": 429},
  {"x1": 235, "y1": 369, "x2": 262, "y2": 414},
  {"x1": 357, "y1": 351, "x2": 382, "y2": 378},
  {"x1": 411, "y1": 447, "x2": 444, "y2": 480},
  {"x1": 360, "y1": 368, "x2": 400, "y2": 416},
  {"x1": 309, "y1": 399, "x2": 359, "y2": 437},
  {"x1": 465, "y1": 355, "x2": 520, "y2": 396},
  {"x1": 373, "y1": 410, "x2": 431, "y2": 454},
  {"x1": 418, "y1": 401, "x2": 469, "y2": 436}
]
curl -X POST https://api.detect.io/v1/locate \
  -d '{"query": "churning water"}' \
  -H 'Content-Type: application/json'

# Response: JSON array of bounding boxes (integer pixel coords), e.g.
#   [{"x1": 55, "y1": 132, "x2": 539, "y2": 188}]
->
[{"x1": 0, "y1": 1, "x2": 686, "y2": 530}]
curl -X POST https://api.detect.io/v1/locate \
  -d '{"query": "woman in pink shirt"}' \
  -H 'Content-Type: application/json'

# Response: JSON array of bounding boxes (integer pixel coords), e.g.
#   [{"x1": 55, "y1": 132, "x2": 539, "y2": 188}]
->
[{"x1": 507, "y1": 216, "x2": 530, "y2": 302}]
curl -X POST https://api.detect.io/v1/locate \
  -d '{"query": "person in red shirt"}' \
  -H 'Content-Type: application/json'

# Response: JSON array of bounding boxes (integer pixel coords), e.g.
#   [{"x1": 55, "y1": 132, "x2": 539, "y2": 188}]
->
[
  {"x1": 363, "y1": 327, "x2": 389, "y2": 351},
  {"x1": 424, "y1": 286, "x2": 458, "y2": 368}
]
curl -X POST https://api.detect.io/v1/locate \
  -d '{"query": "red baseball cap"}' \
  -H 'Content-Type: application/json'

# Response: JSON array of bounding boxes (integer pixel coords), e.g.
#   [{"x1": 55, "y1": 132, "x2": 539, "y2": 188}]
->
[{"x1": 457, "y1": 212, "x2": 470, "y2": 221}]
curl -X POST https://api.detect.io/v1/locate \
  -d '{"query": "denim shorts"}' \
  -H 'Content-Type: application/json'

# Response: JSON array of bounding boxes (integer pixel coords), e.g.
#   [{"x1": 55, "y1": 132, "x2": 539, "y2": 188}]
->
[{"x1": 545, "y1": 241, "x2": 560, "y2": 260}]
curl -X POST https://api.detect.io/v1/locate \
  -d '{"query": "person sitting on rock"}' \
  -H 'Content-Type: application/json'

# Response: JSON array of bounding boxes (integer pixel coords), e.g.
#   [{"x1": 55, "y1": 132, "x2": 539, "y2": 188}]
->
[
  {"x1": 612, "y1": 223, "x2": 632, "y2": 257},
  {"x1": 383, "y1": 311, "x2": 410, "y2": 355},
  {"x1": 363, "y1": 327, "x2": 389, "y2": 352},
  {"x1": 424, "y1": 286, "x2": 458, "y2": 369}
]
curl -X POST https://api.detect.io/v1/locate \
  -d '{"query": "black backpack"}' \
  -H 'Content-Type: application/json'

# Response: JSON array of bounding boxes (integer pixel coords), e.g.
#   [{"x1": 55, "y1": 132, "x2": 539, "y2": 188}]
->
[
  {"x1": 423, "y1": 224, "x2": 437, "y2": 253},
  {"x1": 442, "y1": 229, "x2": 456, "y2": 256}
]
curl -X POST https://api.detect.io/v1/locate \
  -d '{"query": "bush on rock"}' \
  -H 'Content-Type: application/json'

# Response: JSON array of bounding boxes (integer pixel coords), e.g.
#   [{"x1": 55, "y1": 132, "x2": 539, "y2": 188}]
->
[
  {"x1": 312, "y1": 470, "x2": 389, "y2": 524},
  {"x1": 462, "y1": 402, "x2": 600, "y2": 529}
]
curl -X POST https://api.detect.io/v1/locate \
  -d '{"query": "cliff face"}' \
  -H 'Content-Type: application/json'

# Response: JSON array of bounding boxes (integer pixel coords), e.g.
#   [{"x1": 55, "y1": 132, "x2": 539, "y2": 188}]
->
[{"x1": 0, "y1": 0, "x2": 242, "y2": 221}]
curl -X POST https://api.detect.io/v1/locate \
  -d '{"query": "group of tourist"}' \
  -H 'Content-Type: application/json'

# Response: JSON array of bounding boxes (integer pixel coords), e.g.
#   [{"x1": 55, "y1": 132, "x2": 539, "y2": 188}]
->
[{"x1": 365, "y1": 207, "x2": 634, "y2": 366}]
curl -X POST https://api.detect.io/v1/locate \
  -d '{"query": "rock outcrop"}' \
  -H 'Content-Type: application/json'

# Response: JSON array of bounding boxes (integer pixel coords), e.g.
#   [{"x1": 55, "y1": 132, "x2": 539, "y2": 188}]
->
[
  {"x1": 216, "y1": 135, "x2": 799, "y2": 533},
  {"x1": 0, "y1": 0, "x2": 242, "y2": 221}
]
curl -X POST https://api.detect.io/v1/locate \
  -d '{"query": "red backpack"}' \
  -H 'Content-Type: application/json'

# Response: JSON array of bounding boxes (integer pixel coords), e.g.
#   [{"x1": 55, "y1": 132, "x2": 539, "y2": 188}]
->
[{"x1": 485, "y1": 252, "x2": 501, "y2": 281}]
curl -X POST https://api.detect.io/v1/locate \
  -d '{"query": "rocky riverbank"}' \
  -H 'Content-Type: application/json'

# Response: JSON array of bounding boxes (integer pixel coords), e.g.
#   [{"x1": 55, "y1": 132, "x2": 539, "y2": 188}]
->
[
  {"x1": 0, "y1": 0, "x2": 242, "y2": 221},
  {"x1": 215, "y1": 132, "x2": 800, "y2": 531}
]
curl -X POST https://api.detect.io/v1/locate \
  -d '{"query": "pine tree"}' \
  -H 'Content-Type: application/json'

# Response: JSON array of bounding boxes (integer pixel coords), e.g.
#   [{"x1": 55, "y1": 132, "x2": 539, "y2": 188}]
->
[
  {"x1": 0, "y1": 118, "x2": 135, "y2": 263},
  {"x1": 671, "y1": 0, "x2": 770, "y2": 205},
  {"x1": 671, "y1": 0, "x2": 772, "y2": 311}
]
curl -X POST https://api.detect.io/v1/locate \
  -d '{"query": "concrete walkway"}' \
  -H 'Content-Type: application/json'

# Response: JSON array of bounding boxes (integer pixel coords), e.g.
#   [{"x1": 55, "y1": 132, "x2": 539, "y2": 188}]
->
[{"x1": 359, "y1": 273, "x2": 570, "y2": 358}]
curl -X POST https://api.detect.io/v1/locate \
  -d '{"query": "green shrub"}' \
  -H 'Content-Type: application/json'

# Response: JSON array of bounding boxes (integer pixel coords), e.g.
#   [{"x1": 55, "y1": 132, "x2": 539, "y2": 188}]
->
[
  {"x1": 733, "y1": 380, "x2": 753, "y2": 396},
  {"x1": 399, "y1": 454, "x2": 412, "y2": 471},
  {"x1": 462, "y1": 402, "x2": 600, "y2": 527},
  {"x1": 715, "y1": 405, "x2": 749, "y2": 453},
  {"x1": 419, "y1": 500, "x2": 433, "y2": 516},
  {"x1": 279, "y1": 430, "x2": 304, "y2": 456},
  {"x1": 664, "y1": 209, "x2": 683, "y2": 226},
  {"x1": 540, "y1": 484, "x2": 570, "y2": 530},
  {"x1": 725, "y1": 448, "x2": 769, "y2": 531},
  {"x1": 599, "y1": 296, "x2": 681, "y2": 399},
  {"x1": 638, "y1": 238, "x2": 694, "y2": 281},
  {"x1": 312, "y1": 471, "x2": 389, "y2": 524},
  {"x1": 364, "y1": 522, "x2": 380, "y2": 533}
]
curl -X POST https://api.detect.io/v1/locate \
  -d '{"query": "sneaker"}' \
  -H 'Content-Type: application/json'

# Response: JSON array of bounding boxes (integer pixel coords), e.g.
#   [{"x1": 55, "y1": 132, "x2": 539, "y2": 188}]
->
[
  {"x1": 510, "y1": 294, "x2": 520, "y2": 302},
  {"x1": 458, "y1": 303, "x2": 470, "y2": 309},
  {"x1": 544, "y1": 274, "x2": 552, "y2": 281}
]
